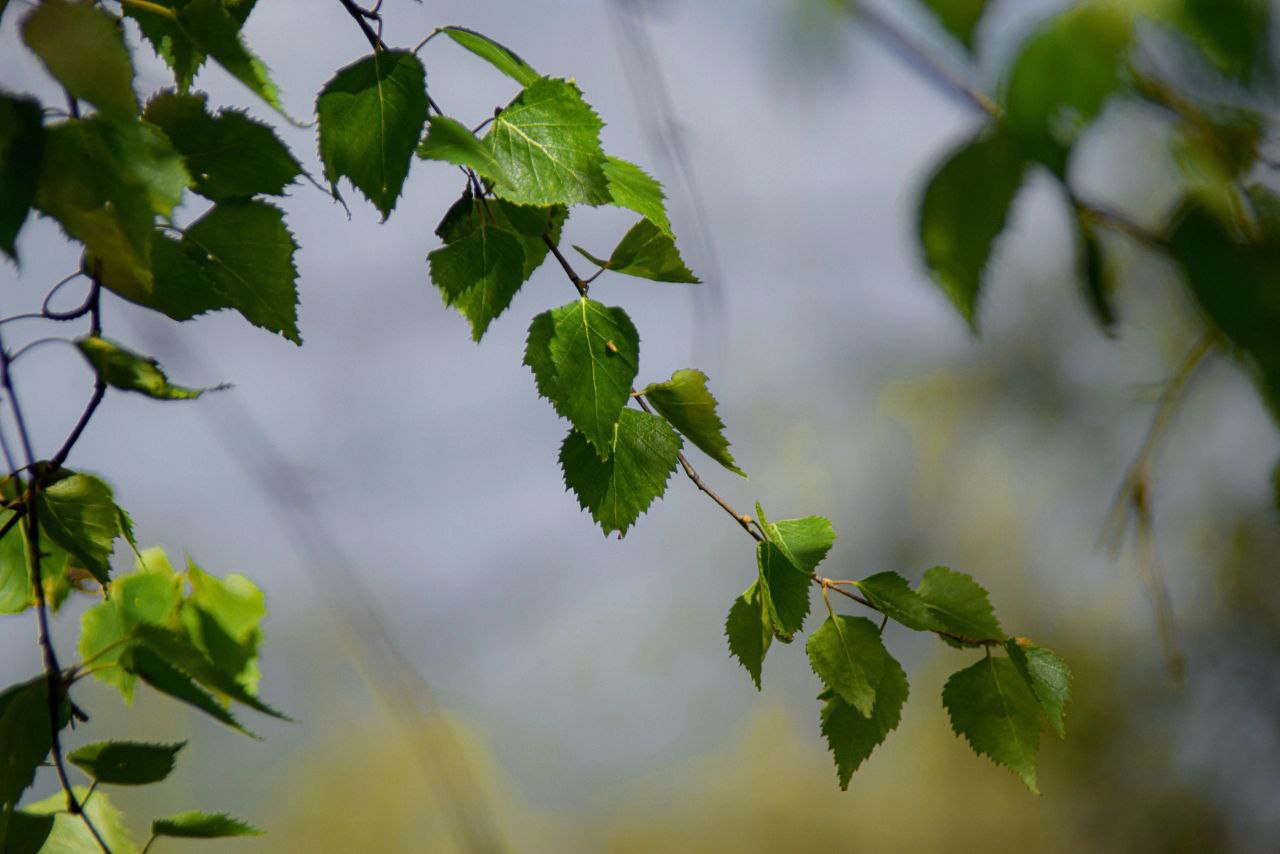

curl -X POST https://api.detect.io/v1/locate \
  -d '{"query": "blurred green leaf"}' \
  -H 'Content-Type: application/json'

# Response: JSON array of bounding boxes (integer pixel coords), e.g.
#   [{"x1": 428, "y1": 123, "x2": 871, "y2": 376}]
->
[
  {"x1": 642, "y1": 368, "x2": 744, "y2": 477},
  {"x1": 317, "y1": 50, "x2": 427, "y2": 218},
  {"x1": 943, "y1": 656, "x2": 1043, "y2": 793},
  {"x1": 806, "y1": 615, "x2": 887, "y2": 716},
  {"x1": 919, "y1": 124, "x2": 1025, "y2": 329},
  {"x1": 152, "y1": 810, "x2": 262, "y2": 839},
  {"x1": 0, "y1": 511, "x2": 31, "y2": 615},
  {"x1": 919, "y1": 0, "x2": 988, "y2": 50},
  {"x1": 602, "y1": 156, "x2": 671, "y2": 236},
  {"x1": 0, "y1": 678, "x2": 61, "y2": 807},
  {"x1": 725, "y1": 580, "x2": 771, "y2": 689},
  {"x1": 485, "y1": 77, "x2": 610, "y2": 207},
  {"x1": 21, "y1": 0, "x2": 138, "y2": 118},
  {"x1": 820, "y1": 650, "x2": 908, "y2": 789},
  {"x1": 560, "y1": 408, "x2": 681, "y2": 536},
  {"x1": 524, "y1": 298, "x2": 640, "y2": 458},
  {"x1": 915, "y1": 566, "x2": 1005, "y2": 643},
  {"x1": 1168, "y1": 0, "x2": 1271, "y2": 84},
  {"x1": 184, "y1": 557, "x2": 266, "y2": 694},
  {"x1": 440, "y1": 26, "x2": 540, "y2": 87},
  {"x1": 143, "y1": 90, "x2": 301, "y2": 201},
  {"x1": 0, "y1": 95, "x2": 44, "y2": 261},
  {"x1": 76, "y1": 336, "x2": 211, "y2": 400},
  {"x1": 417, "y1": 115, "x2": 512, "y2": 185},
  {"x1": 1006, "y1": 639, "x2": 1072, "y2": 738},
  {"x1": 1077, "y1": 215, "x2": 1118, "y2": 333},
  {"x1": 854, "y1": 571, "x2": 941, "y2": 632},
  {"x1": 23, "y1": 786, "x2": 137, "y2": 852},
  {"x1": 575, "y1": 219, "x2": 699, "y2": 283},
  {"x1": 0, "y1": 810, "x2": 55, "y2": 854},
  {"x1": 68, "y1": 740, "x2": 185, "y2": 786},
  {"x1": 37, "y1": 470, "x2": 127, "y2": 585}
]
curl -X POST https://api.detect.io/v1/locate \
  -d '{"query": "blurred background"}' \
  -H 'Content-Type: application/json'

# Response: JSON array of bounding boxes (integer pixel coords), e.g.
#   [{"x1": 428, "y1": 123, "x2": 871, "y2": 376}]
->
[{"x1": 3, "y1": 0, "x2": 1280, "y2": 850}]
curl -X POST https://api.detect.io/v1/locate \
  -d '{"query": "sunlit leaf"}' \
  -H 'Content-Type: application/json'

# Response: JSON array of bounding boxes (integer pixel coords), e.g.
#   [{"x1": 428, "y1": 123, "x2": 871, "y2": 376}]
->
[
  {"x1": 575, "y1": 219, "x2": 699, "y2": 283},
  {"x1": 1006, "y1": 639, "x2": 1072, "y2": 738},
  {"x1": 602, "y1": 156, "x2": 671, "y2": 236},
  {"x1": 806, "y1": 615, "x2": 888, "y2": 716},
  {"x1": 915, "y1": 566, "x2": 1005, "y2": 643},
  {"x1": 37, "y1": 470, "x2": 128, "y2": 585},
  {"x1": 641, "y1": 368, "x2": 743, "y2": 476},
  {"x1": 417, "y1": 115, "x2": 511, "y2": 185},
  {"x1": 76, "y1": 336, "x2": 213, "y2": 400},
  {"x1": 152, "y1": 810, "x2": 262, "y2": 839},
  {"x1": 21, "y1": 0, "x2": 138, "y2": 118},
  {"x1": 440, "y1": 26, "x2": 540, "y2": 87}
]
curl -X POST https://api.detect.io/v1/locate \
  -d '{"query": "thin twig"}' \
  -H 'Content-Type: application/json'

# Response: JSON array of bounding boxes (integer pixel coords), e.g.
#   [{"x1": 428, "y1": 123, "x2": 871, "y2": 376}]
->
[
  {"x1": 51, "y1": 282, "x2": 106, "y2": 471},
  {"x1": 337, "y1": 0, "x2": 387, "y2": 52},
  {"x1": 542, "y1": 235, "x2": 589, "y2": 297}
]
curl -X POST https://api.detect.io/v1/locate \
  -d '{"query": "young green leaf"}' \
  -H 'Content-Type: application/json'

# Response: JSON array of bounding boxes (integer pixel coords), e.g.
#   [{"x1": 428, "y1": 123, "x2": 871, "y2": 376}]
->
[
  {"x1": 417, "y1": 115, "x2": 511, "y2": 186},
  {"x1": 149, "y1": 200, "x2": 301, "y2": 343},
  {"x1": 524, "y1": 298, "x2": 640, "y2": 458},
  {"x1": 76, "y1": 336, "x2": 214, "y2": 400},
  {"x1": 918, "y1": 124, "x2": 1025, "y2": 330},
  {"x1": 559, "y1": 408, "x2": 681, "y2": 536},
  {"x1": 761, "y1": 514, "x2": 837, "y2": 577},
  {"x1": 428, "y1": 221, "x2": 527, "y2": 341},
  {"x1": 943, "y1": 655, "x2": 1044, "y2": 793},
  {"x1": 1006, "y1": 639, "x2": 1072, "y2": 738},
  {"x1": 820, "y1": 651, "x2": 909, "y2": 789},
  {"x1": 1003, "y1": 3, "x2": 1134, "y2": 175},
  {"x1": 602, "y1": 156, "x2": 671, "y2": 236},
  {"x1": 1169, "y1": 201, "x2": 1280, "y2": 418},
  {"x1": 183, "y1": 556, "x2": 267, "y2": 693},
  {"x1": 21, "y1": 786, "x2": 136, "y2": 852},
  {"x1": 177, "y1": 0, "x2": 287, "y2": 116},
  {"x1": 317, "y1": 50, "x2": 428, "y2": 219},
  {"x1": 124, "y1": 644, "x2": 252, "y2": 735},
  {"x1": 485, "y1": 77, "x2": 611, "y2": 207},
  {"x1": 756, "y1": 540, "x2": 813, "y2": 642},
  {"x1": 915, "y1": 566, "x2": 1005, "y2": 643},
  {"x1": 854, "y1": 571, "x2": 940, "y2": 633},
  {"x1": 0, "y1": 678, "x2": 63, "y2": 807},
  {"x1": 0, "y1": 95, "x2": 44, "y2": 262},
  {"x1": 20, "y1": 0, "x2": 138, "y2": 119},
  {"x1": 143, "y1": 91, "x2": 302, "y2": 201},
  {"x1": 919, "y1": 0, "x2": 989, "y2": 50},
  {"x1": 575, "y1": 219, "x2": 699, "y2": 283},
  {"x1": 439, "y1": 26, "x2": 541, "y2": 86},
  {"x1": 806, "y1": 615, "x2": 888, "y2": 716},
  {"x1": 641, "y1": 368, "x2": 744, "y2": 477},
  {"x1": 68, "y1": 741, "x2": 185, "y2": 786},
  {"x1": 152, "y1": 811, "x2": 262, "y2": 839},
  {"x1": 725, "y1": 580, "x2": 771, "y2": 689},
  {"x1": 0, "y1": 509, "x2": 32, "y2": 614},
  {"x1": 37, "y1": 470, "x2": 127, "y2": 585}
]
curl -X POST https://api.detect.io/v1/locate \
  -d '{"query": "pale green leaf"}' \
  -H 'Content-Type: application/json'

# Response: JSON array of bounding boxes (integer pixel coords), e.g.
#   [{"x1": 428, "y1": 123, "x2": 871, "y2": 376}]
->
[
  {"x1": 0, "y1": 510, "x2": 31, "y2": 614},
  {"x1": 183, "y1": 556, "x2": 266, "y2": 693},
  {"x1": 37, "y1": 470, "x2": 126, "y2": 585},
  {"x1": 806, "y1": 615, "x2": 888, "y2": 716},
  {"x1": 559, "y1": 408, "x2": 681, "y2": 536},
  {"x1": 854, "y1": 571, "x2": 941, "y2": 633},
  {"x1": 575, "y1": 219, "x2": 699, "y2": 283},
  {"x1": 524, "y1": 298, "x2": 640, "y2": 458},
  {"x1": 440, "y1": 26, "x2": 540, "y2": 86},
  {"x1": 602, "y1": 156, "x2": 671, "y2": 235},
  {"x1": 68, "y1": 741, "x2": 185, "y2": 786},
  {"x1": 641, "y1": 368, "x2": 743, "y2": 477},
  {"x1": 76, "y1": 335, "x2": 212, "y2": 400},
  {"x1": 152, "y1": 810, "x2": 261, "y2": 839},
  {"x1": 417, "y1": 115, "x2": 511, "y2": 186},
  {"x1": 21, "y1": 0, "x2": 138, "y2": 118},
  {"x1": 0, "y1": 95, "x2": 44, "y2": 261},
  {"x1": 317, "y1": 50, "x2": 427, "y2": 218},
  {"x1": 943, "y1": 656, "x2": 1043, "y2": 793},
  {"x1": 485, "y1": 77, "x2": 610, "y2": 207},
  {"x1": 762, "y1": 514, "x2": 836, "y2": 577},
  {"x1": 1006, "y1": 639, "x2": 1072, "y2": 739},
  {"x1": 820, "y1": 651, "x2": 908, "y2": 789},
  {"x1": 22, "y1": 786, "x2": 137, "y2": 853},
  {"x1": 725, "y1": 580, "x2": 771, "y2": 689},
  {"x1": 915, "y1": 566, "x2": 1005, "y2": 643},
  {"x1": 143, "y1": 90, "x2": 301, "y2": 201}
]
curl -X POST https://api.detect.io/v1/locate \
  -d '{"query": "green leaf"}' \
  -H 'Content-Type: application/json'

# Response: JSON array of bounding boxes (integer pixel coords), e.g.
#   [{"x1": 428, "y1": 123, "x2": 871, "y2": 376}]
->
[
  {"x1": 1169, "y1": 200, "x2": 1280, "y2": 419},
  {"x1": 428, "y1": 219, "x2": 526, "y2": 341},
  {"x1": 68, "y1": 741, "x2": 185, "y2": 786},
  {"x1": 1006, "y1": 639, "x2": 1072, "y2": 739},
  {"x1": 1077, "y1": 215, "x2": 1118, "y2": 333},
  {"x1": 124, "y1": 644, "x2": 252, "y2": 734},
  {"x1": 575, "y1": 219, "x2": 699, "y2": 284},
  {"x1": 1002, "y1": 2, "x2": 1134, "y2": 175},
  {"x1": 919, "y1": 124, "x2": 1025, "y2": 329},
  {"x1": 915, "y1": 566, "x2": 1005, "y2": 643},
  {"x1": 76, "y1": 335, "x2": 212, "y2": 400},
  {"x1": 150, "y1": 199, "x2": 301, "y2": 342},
  {"x1": 177, "y1": 0, "x2": 286, "y2": 116},
  {"x1": 485, "y1": 77, "x2": 610, "y2": 207},
  {"x1": 806, "y1": 615, "x2": 888, "y2": 717},
  {"x1": 725, "y1": 580, "x2": 771, "y2": 689},
  {"x1": 124, "y1": 0, "x2": 257, "y2": 94},
  {"x1": 641, "y1": 368, "x2": 744, "y2": 477},
  {"x1": 132, "y1": 624, "x2": 286, "y2": 721},
  {"x1": 853, "y1": 571, "x2": 940, "y2": 633},
  {"x1": 524, "y1": 298, "x2": 640, "y2": 458},
  {"x1": 602, "y1": 156, "x2": 671, "y2": 236},
  {"x1": 21, "y1": 0, "x2": 138, "y2": 119},
  {"x1": 559, "y1": 408, "x2": 681, "y2": 536},
  {"x1": 943, "y1": 655, "x2": 1044, "y2": 793},
  {"x1": 761, "y1": 514, "x2": 836, "y2": 577},
  {"x1": 183, "y1": 556, "x2": 266, "y2": 693},
  {"x1": 756, "y1": 540, "x2": 813, "y2": 642},
  {"x1": 435, "y1": 190, "x2": 566, "y2": 280},
  {"x1": 440, "y1": 26, "x2": 540, "y2": 86},
  {"x1": 152, "y1": 810, "x2": 262, "y2": 839},
  {"x1": 820, "y1": 651, "x2": 908, "y2": 789},
  {"x1": 1, "y1": 810, "x2": 55, "y2": 854},
  {"x1": 317, "y1": 50, "x2": 428, "y2": 219},
  {"x1": 1168, "y1": 0, "x2": 1271, "y2": 84},
  {"x1": 22, "y1": 786, "x2": 137, "y2": 853},
  {"x1": 37, "y1": 470, "x2": 127, "y2": 585},
  {"x1": 0, "y1": 511, "x2": 32, "y2": 614},
  {"x1": 35, "y1": 116, "x2": 189, "y2": 303},
  {"x1": 919, "y1": 0, "x2": 989, "y2": 49},
  {"x1": 0, "y1": 95, "x2": 44, "y2": 261},
  {"x1": 417, "y1": 115, "x2": 511, "y2": 186},
  {"x1": 0, "y1": 678, "x2": 61, "y2": 807},
  {"x1": 143, "y1": 90, "x2": 301, "y2": 201}
]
